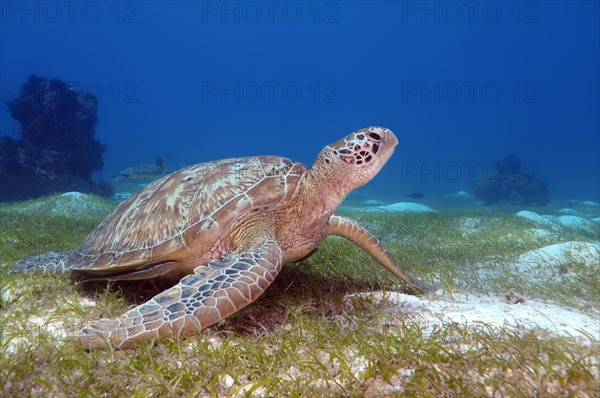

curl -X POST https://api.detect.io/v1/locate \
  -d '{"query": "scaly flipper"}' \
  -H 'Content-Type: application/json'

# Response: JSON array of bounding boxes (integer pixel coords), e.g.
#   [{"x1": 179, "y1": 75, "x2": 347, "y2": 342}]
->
[
  {"x1": 76, "y1": 240, "x2": 283, "y2": 349},
  {"x1": 9, "y1": 251, "x2": 72, "y2": 275},
  {"x1": 328, "y1": 215, "x2": 435, "y2": 293}
]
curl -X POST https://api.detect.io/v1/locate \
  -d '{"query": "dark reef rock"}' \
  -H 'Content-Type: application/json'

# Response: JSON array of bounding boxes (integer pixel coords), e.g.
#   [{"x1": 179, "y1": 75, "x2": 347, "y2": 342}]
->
[
  {"x1": 472, "y1": 154, "x2": 550, "y2": 206},
  {"x1": 0, "y1": 75, "x2": 111, "y2": 201}
]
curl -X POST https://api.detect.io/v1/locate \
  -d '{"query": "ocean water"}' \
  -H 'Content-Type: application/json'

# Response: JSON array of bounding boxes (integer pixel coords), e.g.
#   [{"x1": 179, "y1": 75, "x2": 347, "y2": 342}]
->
[
  {"x1": 0, "y1": 1, "x2": 598, "y2": 203},
  {"x1": 2, "y1": 4, "x2": 600, "y2": 393}
]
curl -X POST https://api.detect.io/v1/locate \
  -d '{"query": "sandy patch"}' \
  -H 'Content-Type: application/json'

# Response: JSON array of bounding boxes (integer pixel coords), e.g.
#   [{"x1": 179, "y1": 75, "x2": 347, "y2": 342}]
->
[
  {"x1": 479, "y1": 241, "x2": 599, "y2": 284},
  {"x1": 348, "y1": 291, "x2": 599, "y2": 345}
]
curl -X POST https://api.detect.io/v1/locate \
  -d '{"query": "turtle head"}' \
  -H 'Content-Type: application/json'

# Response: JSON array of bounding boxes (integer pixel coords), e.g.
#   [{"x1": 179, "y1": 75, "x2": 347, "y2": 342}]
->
[{"x1": 313, "y1": 126, "x2": 398, "y2": 192}]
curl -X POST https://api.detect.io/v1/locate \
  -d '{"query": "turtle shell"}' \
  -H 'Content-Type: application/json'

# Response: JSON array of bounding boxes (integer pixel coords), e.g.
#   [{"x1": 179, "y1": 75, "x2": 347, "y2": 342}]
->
[{"x1": 67, "y1": 156, "x2": 307, "y2": 273}]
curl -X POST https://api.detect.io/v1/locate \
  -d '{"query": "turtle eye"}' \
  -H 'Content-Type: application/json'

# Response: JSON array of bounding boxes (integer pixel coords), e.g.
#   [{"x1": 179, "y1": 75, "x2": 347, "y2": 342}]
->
[{"x1": 368, "y1": 132, "x2": 382, "y2": 141}]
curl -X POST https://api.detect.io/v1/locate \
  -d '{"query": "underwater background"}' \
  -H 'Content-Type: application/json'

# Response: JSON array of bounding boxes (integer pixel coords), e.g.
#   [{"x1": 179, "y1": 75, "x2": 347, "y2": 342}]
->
[
  {"x1": 0, "y1": 1, "x2": 598, "y2": 203},
  {"x1": 2, "y1": 3, "x2": 600, "y2": 396}
]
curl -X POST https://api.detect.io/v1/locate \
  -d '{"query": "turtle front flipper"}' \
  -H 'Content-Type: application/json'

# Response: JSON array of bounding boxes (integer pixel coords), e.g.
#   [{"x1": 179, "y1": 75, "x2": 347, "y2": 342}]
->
[
  {"x1": 76, "y1": 240, "x2": 283, "y2": 349},
  {"x1": 9, "y1": 251, "x2": 72, "y2": 275},
  {"x1": 328, "y1": 215, "x2": 435, "y2": 294}
]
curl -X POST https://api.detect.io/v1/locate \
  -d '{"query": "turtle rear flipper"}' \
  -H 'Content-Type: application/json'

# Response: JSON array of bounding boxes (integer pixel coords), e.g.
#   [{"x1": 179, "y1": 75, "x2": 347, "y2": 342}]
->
[
  {"x1": 76, "y1": 240, "x2": 283, "y2": 349},
  {"x1": 10, "y1": 251, "x2": 72, "y2": 275}
]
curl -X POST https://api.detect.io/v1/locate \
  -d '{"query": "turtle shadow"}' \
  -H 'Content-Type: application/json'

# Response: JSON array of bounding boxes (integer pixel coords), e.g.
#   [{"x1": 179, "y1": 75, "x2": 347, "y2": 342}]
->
[
  {"x1": 216, "y1": 264, "x2": 382, "y2": 336},
  {"x1": 75, "y1": 276, "x2": 176, "y2": 306},
  {"x1": 75, "y1": 263, "x2": 383, "y2": 337}
]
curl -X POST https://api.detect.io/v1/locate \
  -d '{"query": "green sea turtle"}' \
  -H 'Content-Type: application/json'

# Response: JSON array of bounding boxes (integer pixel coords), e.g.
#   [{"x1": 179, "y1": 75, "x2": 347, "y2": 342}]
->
[
  {"x1": 115, "y1": 154, "x2": 170, "y2": 182},
  {"x1": 11, "y1": 127, "x2": 433, "y2": 349}
]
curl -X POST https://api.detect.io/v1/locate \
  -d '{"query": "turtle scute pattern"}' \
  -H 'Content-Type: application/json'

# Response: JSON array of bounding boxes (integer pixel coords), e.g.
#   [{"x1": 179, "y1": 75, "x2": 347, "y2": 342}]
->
[
  {"x1": 67, "y1": 157, "x2": 305, "y2": 271},
  {"x1": 77, "y1": 240, "x2": 283, "y2": 349}
]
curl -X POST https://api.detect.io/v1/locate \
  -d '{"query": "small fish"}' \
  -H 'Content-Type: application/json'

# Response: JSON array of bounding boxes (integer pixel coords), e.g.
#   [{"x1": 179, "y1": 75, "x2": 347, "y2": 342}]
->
[{"x1": 405, "y1": 192, "x2": 424, "y2": 199}]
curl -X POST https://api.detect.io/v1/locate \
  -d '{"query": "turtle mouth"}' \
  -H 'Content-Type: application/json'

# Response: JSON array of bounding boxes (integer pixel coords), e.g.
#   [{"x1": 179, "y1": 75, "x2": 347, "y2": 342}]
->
[
  {"x1": 371, "y1": 128, "x2": 397, "y2": 167},
  {"x1": 385, "y1": 130, "x2": 398, "y2": 147},
  {"x1": 379, "y1": 136, "x2": 397, "y2": 164}
]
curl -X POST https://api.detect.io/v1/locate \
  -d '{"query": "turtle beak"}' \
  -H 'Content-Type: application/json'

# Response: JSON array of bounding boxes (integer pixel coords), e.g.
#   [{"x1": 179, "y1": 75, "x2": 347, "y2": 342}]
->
[
  {"x1": 376, "y1": 127, "x2": 398, "y2": 158},
  {"x1": 385, "y1": 130, "x2": 398, "y2": 147},
  {"x1": 373, "y1": 128, "x2": 398, "y2": 167}
]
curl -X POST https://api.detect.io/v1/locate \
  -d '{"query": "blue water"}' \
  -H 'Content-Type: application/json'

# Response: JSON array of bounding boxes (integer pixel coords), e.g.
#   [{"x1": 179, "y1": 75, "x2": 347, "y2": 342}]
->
[{"x1": 1, "y1": 1, "x2": 598, "y2": 202}]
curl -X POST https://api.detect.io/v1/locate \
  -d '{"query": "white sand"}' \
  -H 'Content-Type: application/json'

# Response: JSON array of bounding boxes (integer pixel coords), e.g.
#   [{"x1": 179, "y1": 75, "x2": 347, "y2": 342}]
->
[
  {"x1": 364, "y1": 199, "x2": 384, "y2": 205},
  {"x1": 516, "y1": 210, "x2": 555, "y2": 227},
  {"x1": 349, "y1": 291, "x2": 599, "y2": 345},
  {"x1": 581, "y1": 200, "x2": 600, "y2": 207},
  {"x1": 379, "y1": 202, "x2": 435, "y2": 213},
  {"x1": 556, "y1": 215, "x2": 597, "y2": 232},
  {"x1": 477, "y1": 241, "x2": 599, "y2": 288},
  {"x1": 370, "y1": 202, "x2": 435, "y2": 213},
  {"x1": 509, "y1": 241, "x2": 599, "y2": 275},
  {"x1": 558, "y1": 208, "x2": 579, "y2": 215},
  {"x1": 6, "y1": 191, "x2": 112, "y2": 219},
  {"x1": 342, "y1": 202, "x2": 436, "y2": 214},
  {"x1": 516, "y1": 210, "x2": 599, "y2": 233}
]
